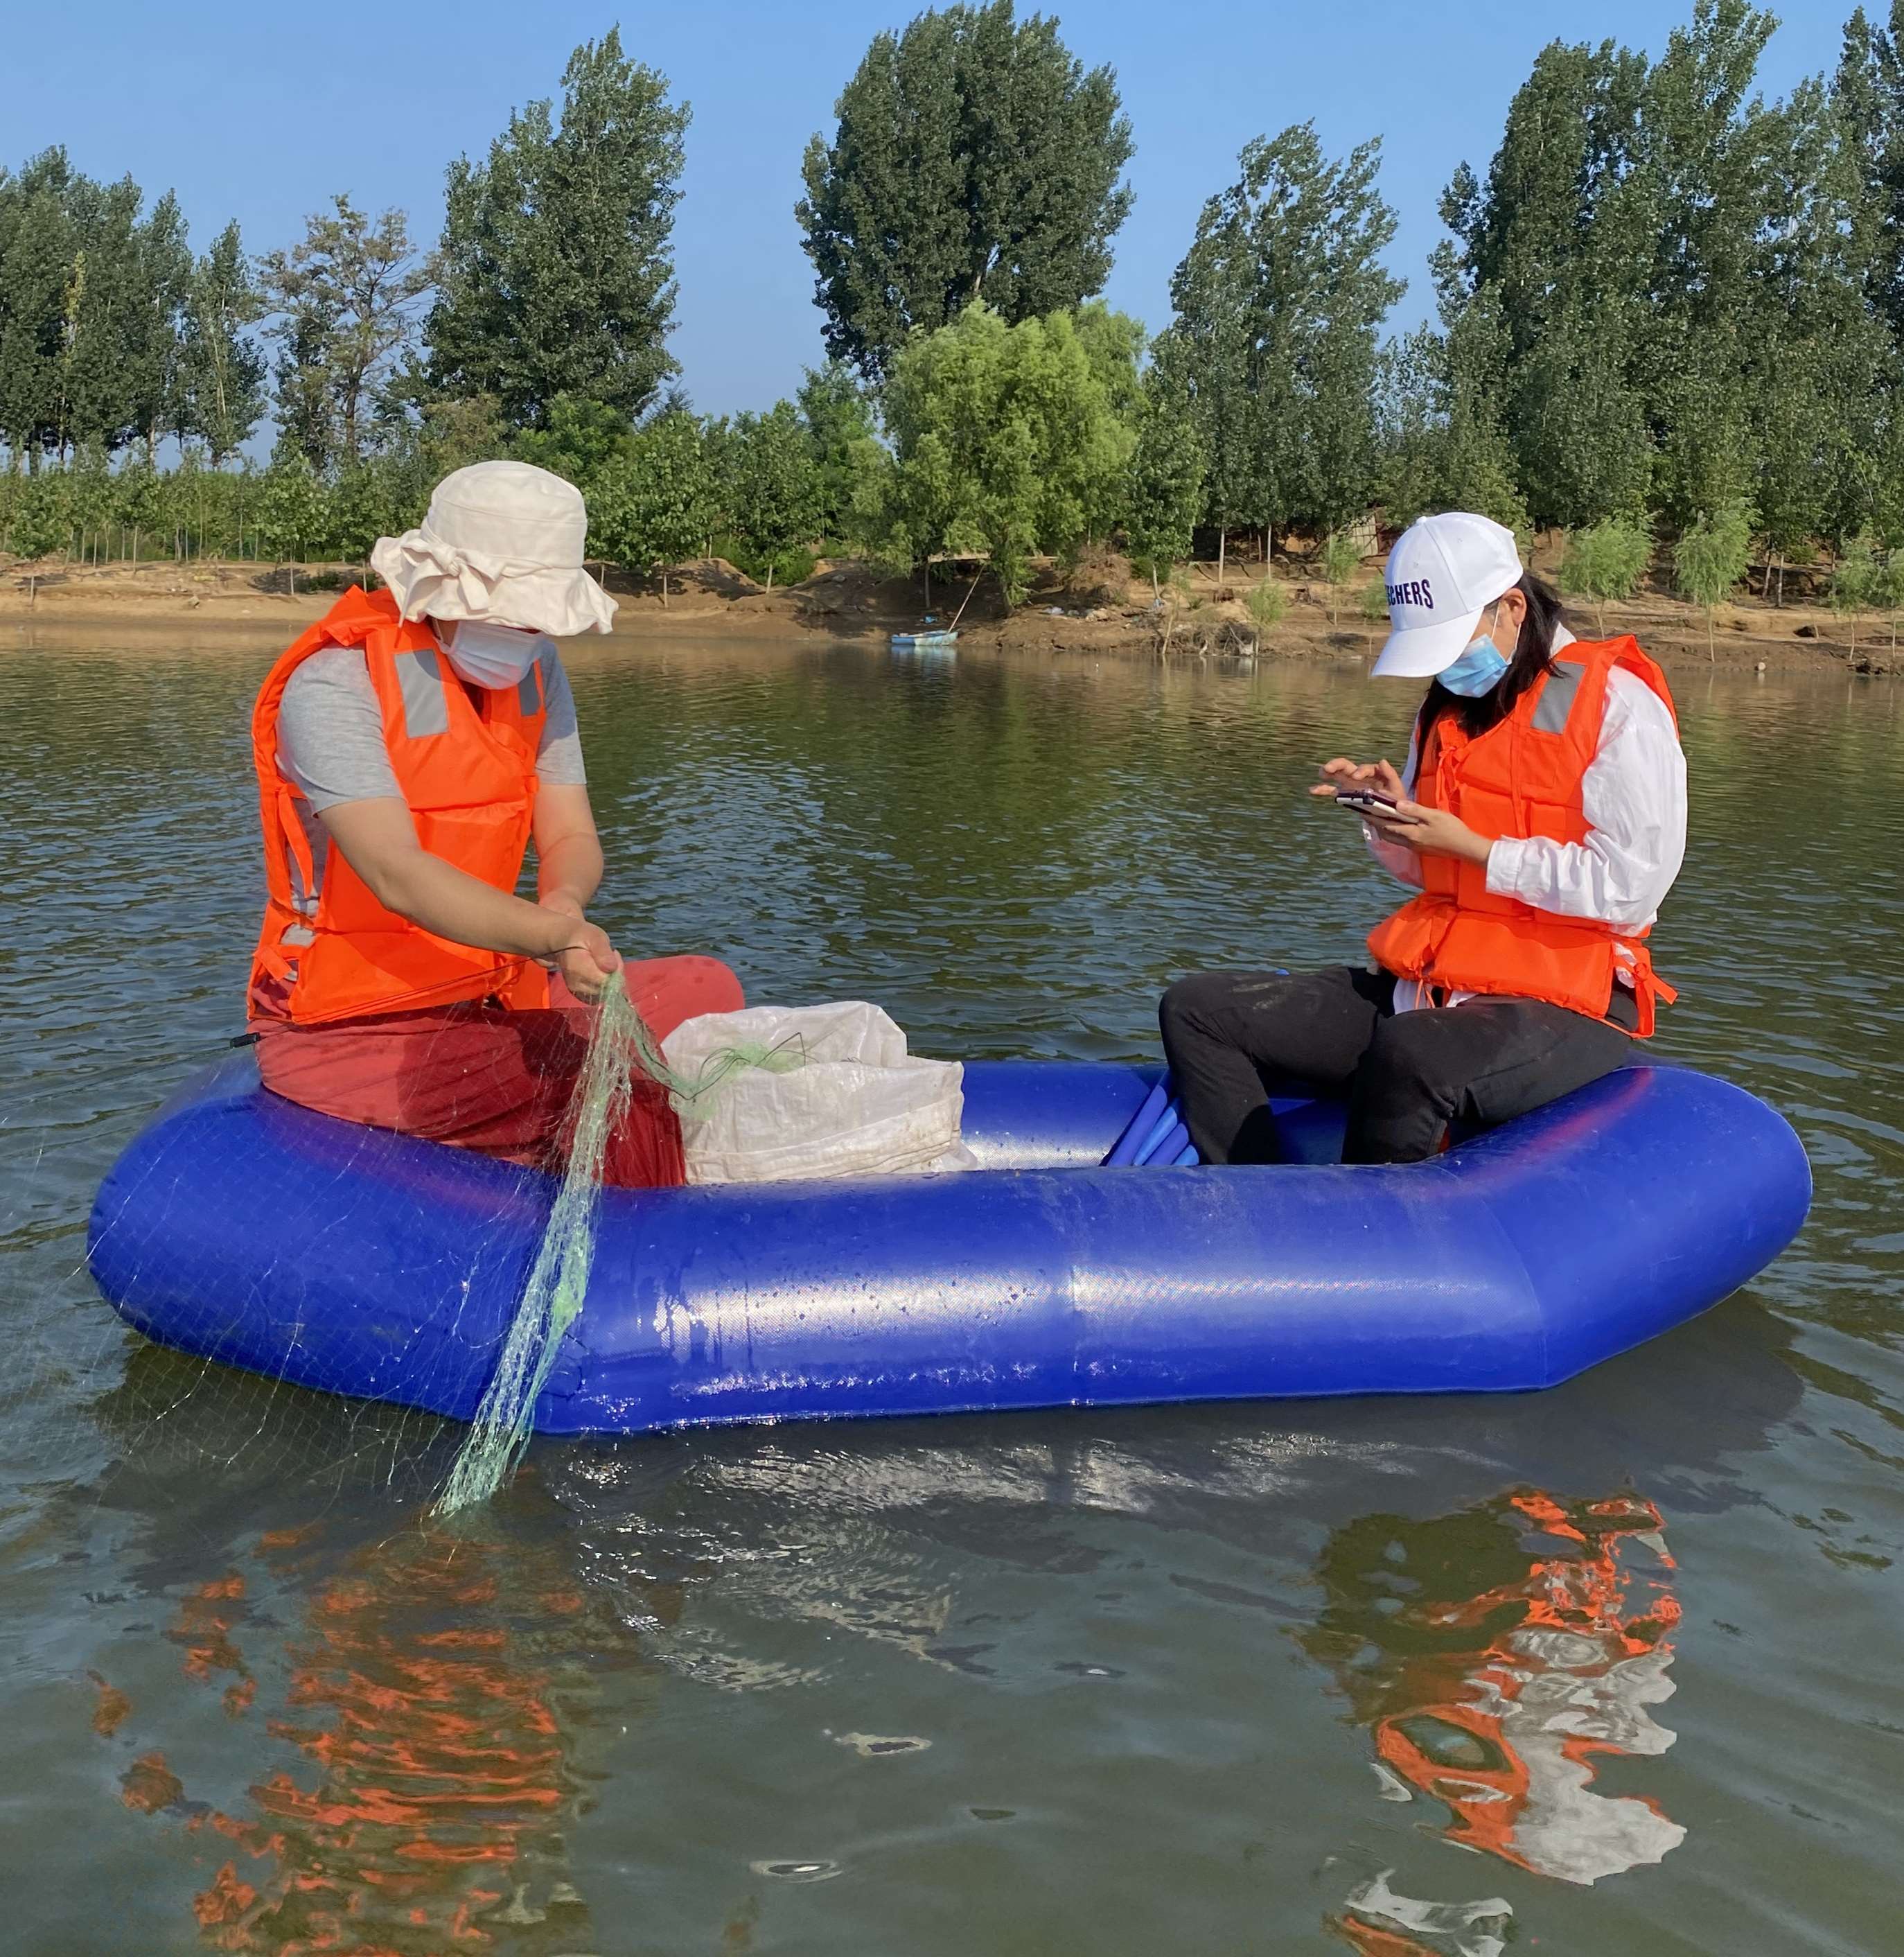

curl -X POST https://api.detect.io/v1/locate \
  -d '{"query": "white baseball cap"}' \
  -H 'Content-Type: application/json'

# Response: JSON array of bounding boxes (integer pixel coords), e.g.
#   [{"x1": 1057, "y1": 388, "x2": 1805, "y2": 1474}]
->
[{"x1": 1370, "y1": 511, "x2": 1523, "y2": 678}]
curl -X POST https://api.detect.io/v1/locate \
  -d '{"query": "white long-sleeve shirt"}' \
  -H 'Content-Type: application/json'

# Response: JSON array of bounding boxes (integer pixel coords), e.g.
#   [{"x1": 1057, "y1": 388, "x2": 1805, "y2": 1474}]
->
[{"x1": 1366, "y1": 633, "x2": 1687, "y2": 1012}]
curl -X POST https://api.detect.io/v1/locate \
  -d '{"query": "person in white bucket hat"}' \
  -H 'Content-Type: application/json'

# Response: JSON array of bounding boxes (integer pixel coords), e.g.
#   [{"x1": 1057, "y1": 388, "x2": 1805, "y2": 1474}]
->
[
  {"x1": 1160, "y1": 510, "x2": 1688, "y2": 1166},
  {"x1": 240, "y1": 460, "x2": 743, "y2": 1188}
]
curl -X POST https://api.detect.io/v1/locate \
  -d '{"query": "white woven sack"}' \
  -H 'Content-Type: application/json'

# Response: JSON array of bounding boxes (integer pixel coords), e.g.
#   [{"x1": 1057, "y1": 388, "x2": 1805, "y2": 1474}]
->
[{"x1": 660, "y1": 1001, "x2": 968, "y2": 1184}]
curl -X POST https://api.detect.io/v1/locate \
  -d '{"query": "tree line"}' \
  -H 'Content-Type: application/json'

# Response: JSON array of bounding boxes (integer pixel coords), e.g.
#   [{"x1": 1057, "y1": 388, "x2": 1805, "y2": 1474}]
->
[{"x1": 6, "y1": 0, "x2": 1904, "y2": 618}]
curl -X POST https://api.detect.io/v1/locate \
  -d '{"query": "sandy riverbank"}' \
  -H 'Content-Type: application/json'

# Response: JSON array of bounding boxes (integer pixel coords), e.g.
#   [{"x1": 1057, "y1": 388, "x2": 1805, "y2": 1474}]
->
[{"x1": 2, "y1": 551, "x2": 1895, "y2": 676}]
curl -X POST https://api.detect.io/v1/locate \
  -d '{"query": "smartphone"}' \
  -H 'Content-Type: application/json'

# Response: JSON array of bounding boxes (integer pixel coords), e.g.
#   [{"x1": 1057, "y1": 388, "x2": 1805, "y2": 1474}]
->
[{"x1": 1334, "y1": 787, "x2": 1401, "y2": 814}]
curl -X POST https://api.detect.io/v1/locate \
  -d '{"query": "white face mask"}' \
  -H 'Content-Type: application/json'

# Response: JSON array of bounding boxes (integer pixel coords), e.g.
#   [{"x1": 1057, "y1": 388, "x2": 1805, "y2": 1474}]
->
[{"x1": 442, "y1": 619, "x2": 545, "y2": 690}]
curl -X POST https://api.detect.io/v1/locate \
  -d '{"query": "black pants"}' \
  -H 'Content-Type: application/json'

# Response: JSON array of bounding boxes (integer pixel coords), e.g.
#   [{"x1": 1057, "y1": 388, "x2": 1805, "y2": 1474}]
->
[{"x1": 1158, "y1": 967, "x2": 1636, "y2": 1166}]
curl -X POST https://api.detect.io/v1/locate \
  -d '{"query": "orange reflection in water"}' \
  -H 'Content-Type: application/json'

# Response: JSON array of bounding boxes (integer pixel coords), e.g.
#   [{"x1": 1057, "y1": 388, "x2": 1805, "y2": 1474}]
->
[
  {"x1": 1310, "y1": 1489, "x2": 1684, "y2": 1902},
  {"x1": 96, "y1": 1522, "x2": 637, "y2": 1955}
]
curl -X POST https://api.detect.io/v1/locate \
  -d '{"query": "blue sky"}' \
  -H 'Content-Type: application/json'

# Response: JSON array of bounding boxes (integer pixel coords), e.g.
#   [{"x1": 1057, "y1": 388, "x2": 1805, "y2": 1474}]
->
[{"x1": 3, "y1": 0, "x2": 1863, "y2": 416}]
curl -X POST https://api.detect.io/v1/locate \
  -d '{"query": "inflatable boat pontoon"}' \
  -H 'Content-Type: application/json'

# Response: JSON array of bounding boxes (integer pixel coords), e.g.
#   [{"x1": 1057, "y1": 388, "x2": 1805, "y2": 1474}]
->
[{"x1": 87, "y1": 1056, "x2": 1810, "y2": 1434}]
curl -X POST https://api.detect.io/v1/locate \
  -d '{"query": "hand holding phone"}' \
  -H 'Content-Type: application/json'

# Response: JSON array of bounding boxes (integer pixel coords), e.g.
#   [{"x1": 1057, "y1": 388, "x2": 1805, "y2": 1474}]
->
[{"x1": 1312, "y1": 755, "x2": 1407, "y2": 806}]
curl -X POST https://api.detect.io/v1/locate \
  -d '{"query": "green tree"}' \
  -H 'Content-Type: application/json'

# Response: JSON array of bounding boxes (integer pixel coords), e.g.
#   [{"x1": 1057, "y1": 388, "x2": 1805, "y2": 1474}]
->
[
  {"x1": 1429, "y1": 285, "x2": 1530, "y2": 532},
  {"x1": 1316, "y1": 532, "x2": 1361, "y2": 624},
  {"x1": 0, "y1": 152, "x2": 80, "y2": 466},
  {"x1": 328, "y1": 462, "x2": 411, "y2": 566},
  {"x1": 1148, "y1": 258, "x2": 1252, "y2": 585},
  {"x1": 1156, "y1": 124, "x2": 1402, "y2": 568},
  {"x1": 261, "y1": 196, "x2": 431, "y2": 471},
  {"x1": 1828, "y1": 531, "x2": 1880, "y2": 654},
  {"x1": 797, "y1": 1, "x2": 1134, "y2": 382},
  {"x1": 1836, "y1": 3, "x2": 1904, "y2": 344},
  {"x1": 126, "y1": 189, "x2": 193, "y2": 458},
  {"x1": 1123, "y1": 368, "x2": 1207, "y2": 600},
  {"x1": 510, "y1": 392, "x2": 639, "y2": 488},
  {"x1": 1436, "y1": 35, "x2": 1655, "y2": 527},
  {"x1": 257, "y1": 451, "x2": 332, "y2": 570},
  {"x1": 796, "y1": 360, "x2": 877, "y2": 542},
  {"x1": 429, "y1": 29, "x2": 689, "y2": 428},
  {"x1": 1674, "y1": 500, "x2": 1754, "y2": 658},
  {"x1": 58, "y1": 176, "x2": 143, "y2": 457},
  {"x1": 867, "y1": 301, "x2": 1136, "y2": 606},
  {"x1": 589, "y1": 410, "x2": 712, "y2": 601},
  {"x1": 113, "y1": 455, "x2": 163, "y2": 561},
  {"x1": 1370, "y1": 330, "x2": 1444, "y2": 528},
  {"x1": 716, "y1": 401, "x2": 822, "y2": 586},
  {"x1": 1754, "y1": 73, "x2": 1896, "y2": 547},
  {"x1": 177, "y1": 221, "x2": 265, "y2": 464},
  {"x1": 1433, "y1": 3, "x2": 1894, "y2": 547},
  {"x1": 7, "y1": 467, "x2": 70, "y2": 556},
  {"x1": 1876, "y1": 543, "x2": 1904, "y2": 652},
  {"x1": 1558, "y1": 516, "x2": 1653, "y2": 633}
]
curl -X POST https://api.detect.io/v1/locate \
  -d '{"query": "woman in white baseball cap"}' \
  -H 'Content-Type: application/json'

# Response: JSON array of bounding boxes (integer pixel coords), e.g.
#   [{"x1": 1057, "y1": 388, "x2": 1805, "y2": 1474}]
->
[
  {"x1": 243, "y1": 460, "x2": 744, "y2": 1186},
  {"x1": 1160, "y1": 510, "x2": 1688, "y2": 1166}
]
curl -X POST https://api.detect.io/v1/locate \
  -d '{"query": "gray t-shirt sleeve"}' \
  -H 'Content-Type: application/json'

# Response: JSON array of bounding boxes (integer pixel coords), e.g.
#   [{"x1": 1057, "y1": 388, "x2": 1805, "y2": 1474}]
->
[
  {"x1": 276, "y1": 640, "x2": 587, "y2": 811},
  {"x1": 277, "y1": 647, "x2": 402, "y2": 811},
  {"x1": 535, "y1": 644, "x2": 587, "y2": 787}
]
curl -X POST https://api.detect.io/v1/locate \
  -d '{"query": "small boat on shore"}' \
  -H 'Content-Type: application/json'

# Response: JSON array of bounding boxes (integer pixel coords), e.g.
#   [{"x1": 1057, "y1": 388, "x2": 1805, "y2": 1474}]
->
[
  {"x1": 88, "y1": 1055, "x2": 1810, "y2": 1436},
  {"x1": 890, "y1": 629, "x2": 958, "y2": 652}
]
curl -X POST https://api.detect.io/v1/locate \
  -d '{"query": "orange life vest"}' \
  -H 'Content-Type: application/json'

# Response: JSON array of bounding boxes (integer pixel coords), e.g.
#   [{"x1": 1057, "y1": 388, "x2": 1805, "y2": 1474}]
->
[
  {"x1": 1366, "y1": 635, "x2": 1680, "y2": 1036},
  {"x1": 247, "y1": 586, "x2": 554, "y2": 1026}
]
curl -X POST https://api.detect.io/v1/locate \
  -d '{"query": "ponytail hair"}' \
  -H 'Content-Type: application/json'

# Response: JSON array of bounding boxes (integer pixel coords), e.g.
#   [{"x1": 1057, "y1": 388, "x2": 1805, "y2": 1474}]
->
[{"x1": 1417, "y1": 571, "x2": 1565, "y2": 743}]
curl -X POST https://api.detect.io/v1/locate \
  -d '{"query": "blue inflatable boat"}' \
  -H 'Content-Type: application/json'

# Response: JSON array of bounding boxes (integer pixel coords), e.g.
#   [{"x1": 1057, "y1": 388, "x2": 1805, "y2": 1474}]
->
[{"x1": 87, "y1": 1057, "x2": 1810, "y2": 1436}]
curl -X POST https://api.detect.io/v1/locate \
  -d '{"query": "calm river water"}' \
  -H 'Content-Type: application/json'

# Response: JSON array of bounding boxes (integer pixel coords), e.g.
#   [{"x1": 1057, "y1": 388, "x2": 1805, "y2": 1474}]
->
[{"x1": 2, "y1": 631, "x2": 1899, "y2": 1956}]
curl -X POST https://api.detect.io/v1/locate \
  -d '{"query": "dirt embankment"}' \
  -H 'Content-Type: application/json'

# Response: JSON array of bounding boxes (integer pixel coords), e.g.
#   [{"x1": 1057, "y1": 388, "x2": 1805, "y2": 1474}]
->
[{"x1": 1, "y1": 550, "x2": 1894, "y2": 677}]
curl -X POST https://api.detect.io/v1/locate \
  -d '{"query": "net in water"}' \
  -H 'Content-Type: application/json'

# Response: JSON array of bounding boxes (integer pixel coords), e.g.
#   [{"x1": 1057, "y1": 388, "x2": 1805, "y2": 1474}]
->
[{"x1": 435, "y1": 972, "x2": 805, "y2": 1515}]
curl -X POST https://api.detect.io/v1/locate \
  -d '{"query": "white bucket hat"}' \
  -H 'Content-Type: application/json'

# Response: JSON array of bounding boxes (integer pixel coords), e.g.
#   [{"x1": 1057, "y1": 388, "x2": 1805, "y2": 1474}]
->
[
  {"x1": 370, "y1": 459, "x2": 617, "y2": 636},
  {"x1": 1370, "y1": 511, "x2": 1522, "y2": 678}
]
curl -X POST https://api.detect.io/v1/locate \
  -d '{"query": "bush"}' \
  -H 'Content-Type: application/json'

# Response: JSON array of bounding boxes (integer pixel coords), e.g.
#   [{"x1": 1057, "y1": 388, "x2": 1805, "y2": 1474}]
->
[
  {"x1": 1558, "y1": 517, "x2": 1652, "y2": 635},
  {"x1": 1358, "y1": 577, "x2": 1391, "y2": 651},
  {"x1": 1246, "y1": 576, "x2": 1287, "y2": 631},
  {"x1": 1828, "y1": 534, "x2": 1880, "y2": 655},
  {"x1": 713, "y1": 534, "x2": 818, "y2": 590},
  {"x1": 1317, "y1": 532, "x2": 1361, "y2": 622}
]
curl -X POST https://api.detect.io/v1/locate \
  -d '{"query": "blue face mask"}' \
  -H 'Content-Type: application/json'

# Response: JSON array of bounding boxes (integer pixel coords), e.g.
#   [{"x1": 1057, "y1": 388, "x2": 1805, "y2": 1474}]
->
[{"x1": 1437, "y1": 615, "x2": 1510, "y2": 697}]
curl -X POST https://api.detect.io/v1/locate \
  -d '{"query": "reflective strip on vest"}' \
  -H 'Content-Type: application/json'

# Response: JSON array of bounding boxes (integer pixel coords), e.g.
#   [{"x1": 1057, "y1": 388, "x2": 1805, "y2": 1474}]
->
[
  {"x1": 1531, "y1": 660, "x2": 1585, "y2": 735},
  {"x1": 284, "y1": 836, "x2": 310, "y2": 914},
  {"x1": 394, "y1": 648, "x2": 449, "y2": 739},
  {"x1": 518, "y1": 653, "x2": 543, "y2": 719}
]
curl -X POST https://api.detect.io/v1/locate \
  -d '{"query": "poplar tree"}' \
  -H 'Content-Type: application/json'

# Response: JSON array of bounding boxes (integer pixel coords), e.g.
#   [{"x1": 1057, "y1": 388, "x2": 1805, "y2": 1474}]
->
[
  {"x1": 798, "y1": 1, "x2": 1134, "y2": 381},
  {"x1": 177, "y1": 222, "x2": 265, "y2": 464},
  {"x1": 428, "y1": 29, "x2": 689, "y2": 428},
  {"x1": 1835, "y1": 4, "x2": 1904, "y2": 342},
  {"x1": 0, "y1": 153, "x2": 78, "y2": 466},
  {"x1": 58, "y1": 175, "x2": 147, "y2": 456},
  {"x1": 1436, "y1": 37, "x2": 1655, "y2": 527},
  {"x1": 796, "y1": 361, "x2": 877, "y2": 541},
  {"x1": 1123, "y1": 368, "x2": 1206, "y2": 598},
  {"x1": 1156, "y1": 125, "x2": 1401, "y2": 564},
  {"x1": 1639, "y1": 3, "x2": 1781, "y2": 527},
  {"x1": 127, "y1": 191, "x2": 193, "y2": 457}
]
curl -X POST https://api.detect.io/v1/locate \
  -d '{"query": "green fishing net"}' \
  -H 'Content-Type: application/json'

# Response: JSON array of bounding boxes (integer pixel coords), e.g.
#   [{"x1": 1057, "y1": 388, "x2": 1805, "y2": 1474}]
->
[{"x1": 435, "y1": 974, "x2": 805, "y2": 1515}]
